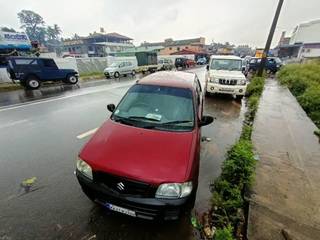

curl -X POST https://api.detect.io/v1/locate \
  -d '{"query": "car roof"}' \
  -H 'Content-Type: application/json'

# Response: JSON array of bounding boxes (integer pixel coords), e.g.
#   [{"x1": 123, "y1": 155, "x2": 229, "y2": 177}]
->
[
  {"x1": 137, "y1": 71, "x2": 196, "y2": 90},
  {"x1": 7, "y1": 56, "x2": 53, "y2": 60},
  {"x1": 210, "y1": 55, "x2": 242, "y2": 60}
]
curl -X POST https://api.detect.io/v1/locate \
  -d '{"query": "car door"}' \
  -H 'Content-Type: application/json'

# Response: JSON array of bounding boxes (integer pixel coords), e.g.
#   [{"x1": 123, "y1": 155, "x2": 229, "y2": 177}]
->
[
  {"x1": 118, "y1": 62, "x2": 125, "y2": 75},
  {"x1": 41, "y1": 59, "x2": 63, "y2": 80}
]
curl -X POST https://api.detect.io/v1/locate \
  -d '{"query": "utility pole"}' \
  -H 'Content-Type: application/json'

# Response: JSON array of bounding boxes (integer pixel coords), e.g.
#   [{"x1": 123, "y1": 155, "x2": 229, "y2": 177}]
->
[{"x1": 258, "y1": 0, "x2": 284, "y2": 76}]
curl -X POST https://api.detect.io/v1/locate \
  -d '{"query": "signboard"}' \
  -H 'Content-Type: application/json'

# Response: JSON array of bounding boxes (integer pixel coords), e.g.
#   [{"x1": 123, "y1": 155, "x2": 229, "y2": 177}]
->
[{"x1": 0, "y1": 31, "x2": 31, "y2": 50}]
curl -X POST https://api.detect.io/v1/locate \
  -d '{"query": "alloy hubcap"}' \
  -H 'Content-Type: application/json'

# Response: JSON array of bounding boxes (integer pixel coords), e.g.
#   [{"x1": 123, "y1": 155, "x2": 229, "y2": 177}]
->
[
  {"x1": 69, "y1": 76, "x2": 77, "y2": 83},
  {"x1": 29, "y1": 80, "x2": 39, "y2": 88}
]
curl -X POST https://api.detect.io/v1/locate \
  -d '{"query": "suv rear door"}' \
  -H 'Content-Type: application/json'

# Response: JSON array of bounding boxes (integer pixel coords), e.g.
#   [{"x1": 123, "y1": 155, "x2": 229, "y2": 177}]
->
[{"x1": 40, "y1": 59, "x2": 64, "y2": 80}]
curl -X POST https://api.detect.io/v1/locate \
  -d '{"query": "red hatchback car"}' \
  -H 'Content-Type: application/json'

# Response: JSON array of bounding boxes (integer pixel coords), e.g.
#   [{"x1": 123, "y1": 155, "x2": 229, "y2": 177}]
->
[{"x1": 76, "y1": 71, "x2": 213, "y2": 220}]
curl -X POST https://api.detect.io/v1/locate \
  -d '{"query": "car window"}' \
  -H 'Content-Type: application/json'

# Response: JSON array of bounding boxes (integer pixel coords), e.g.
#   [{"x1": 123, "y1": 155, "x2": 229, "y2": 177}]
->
[
  {"x1": 112, "y1": 84, "x2": 194, "y2": 131},
  {"x1": 42, "y1": 59, "x2": 57, "y2": 68},
  {"x1": 15, "y1": 59, "x2": 38, "y2": 65}
]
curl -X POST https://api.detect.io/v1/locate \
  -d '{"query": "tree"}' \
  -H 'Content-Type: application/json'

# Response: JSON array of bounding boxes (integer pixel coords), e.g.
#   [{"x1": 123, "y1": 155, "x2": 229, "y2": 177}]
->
[
  {"x1": 46, "y1": 24, "x2": 61, "y2": 41},
  {"x1": 1, "y1": 27, "x2": 16, "y2": 32},
  {"x1": 17, "y1": 10, "x2": 46, "y2": 43}
]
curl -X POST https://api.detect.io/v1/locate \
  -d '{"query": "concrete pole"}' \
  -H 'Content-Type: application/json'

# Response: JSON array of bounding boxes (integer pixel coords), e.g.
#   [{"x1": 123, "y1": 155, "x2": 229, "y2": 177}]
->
[{"x1": 258, "y1": 0, "x2": 284, "y2": 76}]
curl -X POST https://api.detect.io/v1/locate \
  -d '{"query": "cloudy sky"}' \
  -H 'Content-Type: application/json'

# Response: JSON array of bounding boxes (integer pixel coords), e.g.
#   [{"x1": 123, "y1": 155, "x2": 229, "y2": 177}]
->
[{"x1": 1, "y1": 0, "x2": 319, "y2": 47}]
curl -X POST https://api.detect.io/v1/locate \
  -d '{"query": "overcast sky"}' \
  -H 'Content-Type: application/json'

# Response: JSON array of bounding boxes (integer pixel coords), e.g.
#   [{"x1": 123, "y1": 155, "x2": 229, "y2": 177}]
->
[{"x1": 1, "y1": 0, "x2": 319, "y2": 47}]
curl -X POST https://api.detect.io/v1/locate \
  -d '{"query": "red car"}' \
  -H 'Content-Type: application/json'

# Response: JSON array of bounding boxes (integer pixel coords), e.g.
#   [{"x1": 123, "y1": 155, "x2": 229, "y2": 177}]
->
[
  {"x1": 186, "y1": 59, "x2": 196, "y2": 68},
  {"x1": 76, "y1": 71, "x2": 213, "y2": 220}
]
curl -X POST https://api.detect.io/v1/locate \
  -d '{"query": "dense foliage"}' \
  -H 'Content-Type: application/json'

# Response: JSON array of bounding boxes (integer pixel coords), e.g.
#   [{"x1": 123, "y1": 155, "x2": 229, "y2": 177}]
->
[{"x1": 277, "y1": 61, "x2": 320, "y2": 128}]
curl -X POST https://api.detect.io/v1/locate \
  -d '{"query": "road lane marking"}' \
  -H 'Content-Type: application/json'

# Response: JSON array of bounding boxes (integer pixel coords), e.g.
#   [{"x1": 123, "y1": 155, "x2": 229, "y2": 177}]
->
[
  {"x1": 0, "y1": 82, "x2": 133, "y2": 113},
  {"x1": 0, "y1": 119, "x2": 29, "y2": 129},
  {"x1": 77, "y1": 128, "x2": 98, "y2": 139}
]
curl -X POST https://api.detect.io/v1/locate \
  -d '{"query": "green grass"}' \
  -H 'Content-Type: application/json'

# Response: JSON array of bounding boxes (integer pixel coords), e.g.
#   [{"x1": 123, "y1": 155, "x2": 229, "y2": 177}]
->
[
  {"x1": 210, "y1": 76, "x2": 265, "y2": 237},
  {"x1": 80, "y1": 72, "x2": 105, "y2": 81},
  {"x1": 0, "y1": 83, "x2": 22, "y2": 92},
  {"x1": 277, "y1": 61, "x2": 320, "y2": 129}
]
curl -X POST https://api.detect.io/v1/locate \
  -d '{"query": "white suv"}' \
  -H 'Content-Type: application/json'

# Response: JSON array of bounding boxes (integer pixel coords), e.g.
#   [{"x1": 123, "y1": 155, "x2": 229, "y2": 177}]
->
[{"x1": 205, "y1": 55, "x2": 247, "y2": 99}]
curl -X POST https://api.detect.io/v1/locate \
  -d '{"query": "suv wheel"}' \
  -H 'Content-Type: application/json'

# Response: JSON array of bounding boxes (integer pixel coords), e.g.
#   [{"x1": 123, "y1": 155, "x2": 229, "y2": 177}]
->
[
  {"x1": 114, "y1": 72, "x2": 120, "y2": 78},
  {"x1": 236, "y1": 95, "x2": 244, "y2": 100},
  {"x1": 131, "y1": 70, "x2": 136, "y2": 76},
  {"x1": 26, "y1": 77, "x2": 41, "y2": 90},
  {"x1": 67, "y1": 74, "x2": 78, "y2": 84}
]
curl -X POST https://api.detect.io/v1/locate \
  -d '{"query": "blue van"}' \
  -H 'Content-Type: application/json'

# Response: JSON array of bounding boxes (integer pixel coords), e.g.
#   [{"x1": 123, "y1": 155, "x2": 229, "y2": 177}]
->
[{"x1": 7, "y1": 57, "x2": 79, "y2": 89}]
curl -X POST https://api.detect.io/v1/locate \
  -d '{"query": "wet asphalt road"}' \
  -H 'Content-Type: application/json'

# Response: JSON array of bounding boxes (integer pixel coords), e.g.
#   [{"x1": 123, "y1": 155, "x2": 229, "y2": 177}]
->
[{"x1": 0, "y1": 67, "x2": 245, "y2": 240}]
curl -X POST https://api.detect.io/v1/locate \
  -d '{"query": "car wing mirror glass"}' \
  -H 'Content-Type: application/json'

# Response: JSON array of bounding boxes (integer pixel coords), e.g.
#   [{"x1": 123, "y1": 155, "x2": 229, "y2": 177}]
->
[
  {"x1": 199, "y1": 115, "x2": 214, "y2": 127},
  {"x1": 107, "y1": 104, "x2": 115, "y2": 113}
]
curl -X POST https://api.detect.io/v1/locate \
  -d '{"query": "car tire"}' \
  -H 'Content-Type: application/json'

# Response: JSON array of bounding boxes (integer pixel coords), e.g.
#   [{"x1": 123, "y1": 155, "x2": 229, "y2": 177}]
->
[
  {"x1": 26, "y1": 76, "x2": 41, "y2": 90},
  {"x1": 131, "y1": 70, "x2": 136, "y2": 76},
  {"x1": 66, "y1": 74, "x2": 78, "y2": 84},
  {"x1": 236, "y1": 95, "x2": 244, "y2": 100},
  {"x1": 114, "y1": 72, "x2": 120, "y2": 78}
]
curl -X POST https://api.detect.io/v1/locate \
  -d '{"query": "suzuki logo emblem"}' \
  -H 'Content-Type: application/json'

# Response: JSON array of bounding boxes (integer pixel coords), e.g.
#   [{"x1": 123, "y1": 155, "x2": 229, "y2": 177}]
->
[{"x1": 117, "y1": 182, "x2": 125, "y2": 191}]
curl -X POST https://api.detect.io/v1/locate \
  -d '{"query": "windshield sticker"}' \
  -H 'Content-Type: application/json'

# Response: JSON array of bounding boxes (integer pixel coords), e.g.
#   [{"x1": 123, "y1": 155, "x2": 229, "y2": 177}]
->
[{"x1": 145, "y1": 113, "x2": 162, "y2": 121}]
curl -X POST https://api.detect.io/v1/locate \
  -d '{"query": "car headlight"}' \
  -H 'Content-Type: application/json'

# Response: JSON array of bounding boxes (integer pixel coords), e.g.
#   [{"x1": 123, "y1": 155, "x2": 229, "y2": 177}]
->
[
  {"x1": 210, "y1": 77, "x2": 219, "y2": 83},
  {"x1": 238, "y1": 79, "x2": 246, "y2": 85},
  {"x1": 76, "y1": 158, "x2": 93, "y2": 180},
  {"x1": 155, "y1": 182, "x2": 193, "y2": 199}
]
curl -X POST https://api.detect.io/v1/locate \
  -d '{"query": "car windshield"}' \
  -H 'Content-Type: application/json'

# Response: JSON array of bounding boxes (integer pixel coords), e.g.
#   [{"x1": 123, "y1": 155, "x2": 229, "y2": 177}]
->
[
  {"x1": 112, "y1": 84, "x2": 194, "y2": 131},
  {"x1": 110, "y1": 62, "x2": 119, "y2": 67},
  {"x1": 210, "y1": 59, "x2": 242, "y2": 71}
]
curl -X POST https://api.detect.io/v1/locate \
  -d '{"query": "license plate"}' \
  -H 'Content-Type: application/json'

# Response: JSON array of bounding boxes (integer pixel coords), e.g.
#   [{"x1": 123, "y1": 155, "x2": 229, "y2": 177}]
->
[
  {"x1": 104, "y1": 203, "x2": 136, "y2": 217},
  {"x1": 219, "y1": 88, "x2": 234, "y2": 92}
]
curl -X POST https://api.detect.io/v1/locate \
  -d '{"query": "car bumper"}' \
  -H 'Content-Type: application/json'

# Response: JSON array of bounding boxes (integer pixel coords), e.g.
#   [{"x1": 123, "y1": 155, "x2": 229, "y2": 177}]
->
[
  {"x1": 104, "y1": 72, "x2": 114, "y2": 77},
  {"x1": 76, "y1": 171, "x2": 192, "y2": 220},
  {"x1": 206, "y1": 83, "x2": 246, "y2": 95}
]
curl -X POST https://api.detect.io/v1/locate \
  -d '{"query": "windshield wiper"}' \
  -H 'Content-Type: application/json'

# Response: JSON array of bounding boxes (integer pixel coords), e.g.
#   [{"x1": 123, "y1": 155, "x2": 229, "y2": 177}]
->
[
  {"x1": 160, "y1": 120, "x2": 192, "y2": 125},
  {"x1": 128, "y1": 116, "x2": 160, "y2": 122},
  {"x1": 112, "y1": 115, "x2": 134, "y2": 126}
]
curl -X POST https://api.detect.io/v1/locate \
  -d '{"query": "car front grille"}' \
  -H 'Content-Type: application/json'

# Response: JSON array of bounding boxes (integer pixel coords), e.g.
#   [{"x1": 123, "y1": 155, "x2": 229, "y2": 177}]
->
[
  {"x1": 93, "y1": 171, "x2": 156, "y2": 198},
  {"x1": 219, "y1": 79, "x2": 237, "y2": 85}
]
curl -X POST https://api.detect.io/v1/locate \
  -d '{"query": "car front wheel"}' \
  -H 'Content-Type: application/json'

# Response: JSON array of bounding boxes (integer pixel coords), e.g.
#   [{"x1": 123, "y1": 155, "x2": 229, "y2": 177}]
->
[
  {"x1": 114, "y1": 72, "x2": 120, "y2": 78},
  {"x1": 26, "y1": 77, "x2": 41, "y2": 90},
  {"x1": 67, "y1": 74, "x2": 78, "y2": 84}
]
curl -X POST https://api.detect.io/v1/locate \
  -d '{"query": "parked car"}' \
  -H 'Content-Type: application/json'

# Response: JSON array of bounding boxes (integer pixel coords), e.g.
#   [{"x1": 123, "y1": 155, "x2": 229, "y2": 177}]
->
[
  {"x1": 248, "y1": 57, "x2": 283, "y2": 74},
  {"x1": 205, "y1": 55, "x2": 247, "y2": 99},
  {"x1": 157, "y1": 59, "x2": 174, "y2": 71},
  {"x1": 6, "y1": 57, "x2": 79, "y2": 89},
  {"x1": 197, "y1": 57, "x2": 207, "y2": 65},
  {"x1": 175, "y1": 57, "x2": 188, "y2": 69},
  {"x1": 186, "y1": 59, "x2": 196, "y2": 68},
  {"x1": 76, "y1": 71, "x2": 214, "y2": 220},
  {"x1": 104, "y1": 60, "x2": 137, "y2": 78}
]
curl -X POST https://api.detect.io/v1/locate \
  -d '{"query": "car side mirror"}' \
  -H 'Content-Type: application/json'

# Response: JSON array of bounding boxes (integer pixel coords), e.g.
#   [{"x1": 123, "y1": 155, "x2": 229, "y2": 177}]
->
[
  {"x1": 199, "y1": 116, "x2": 214, "y2": 127},
  {"x1": 107, "y1": 104, "x2": 115, "y2": 113},
  {"x1": 206, "y1": 65, "x2": 209, "y2": 71}
]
